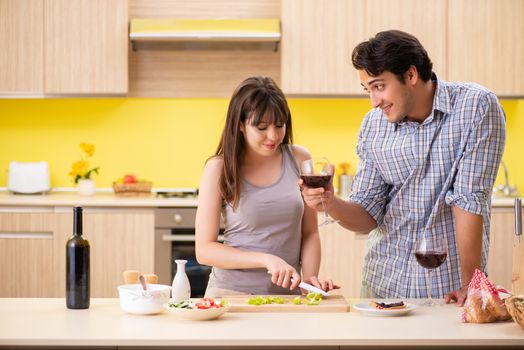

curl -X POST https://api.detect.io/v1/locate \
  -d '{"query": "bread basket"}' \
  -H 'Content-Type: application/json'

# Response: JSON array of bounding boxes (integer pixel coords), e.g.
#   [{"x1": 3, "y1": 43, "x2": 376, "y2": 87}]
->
[
  {"x1": 112, "y1": 182, "x2": 152, "y2": 197},
  {"x1": 505, "y1": 295, "x2": 524, "y2": 329}
]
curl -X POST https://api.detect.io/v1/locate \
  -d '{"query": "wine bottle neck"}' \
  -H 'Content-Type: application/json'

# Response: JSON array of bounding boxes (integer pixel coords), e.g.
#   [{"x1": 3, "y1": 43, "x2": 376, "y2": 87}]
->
[{"x1": 73, "y1": 207, "x2": 83, "y2": 235}]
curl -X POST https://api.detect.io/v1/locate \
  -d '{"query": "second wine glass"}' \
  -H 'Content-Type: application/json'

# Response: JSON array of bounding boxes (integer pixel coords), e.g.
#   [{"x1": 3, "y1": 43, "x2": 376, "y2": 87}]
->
[
  {"x1": 300, "y1": 157, "x2": 338, "y2": 227},
  {"x1": 414, "y1": 235, "x2": 448, "y2": 307}
]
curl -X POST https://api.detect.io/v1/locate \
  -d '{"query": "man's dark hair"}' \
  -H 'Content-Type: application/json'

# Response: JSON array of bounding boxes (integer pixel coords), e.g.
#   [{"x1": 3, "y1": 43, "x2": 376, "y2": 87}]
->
[{"x1": 352, "y1": 30, "x2": 433, "y2": 83}]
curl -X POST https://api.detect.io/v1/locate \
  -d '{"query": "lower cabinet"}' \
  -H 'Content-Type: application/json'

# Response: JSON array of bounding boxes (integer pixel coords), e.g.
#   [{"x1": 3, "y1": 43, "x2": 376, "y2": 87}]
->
[
  {"x1": 0, "y1": 208, "x2": 59, "y2": 297},
  {"x1": 318, "y1": 222, "x2": 367, "y2": 298},
  {"x1": 318, "y1": 208, "x2": 524, "y2": 298},
  {"x1": 488, "y1": 207, "x2": 524, "y2": 293},
  {"x1": 0, "y1": 207, "x2": 155, "y2": 298}
]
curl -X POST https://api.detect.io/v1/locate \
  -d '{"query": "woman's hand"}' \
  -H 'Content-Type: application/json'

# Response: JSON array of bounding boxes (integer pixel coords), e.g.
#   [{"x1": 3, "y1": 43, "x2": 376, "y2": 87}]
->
[
  {"x1": 303, "y1": 276, "x2": 341, "y2": 292},
  {"x1": 265, "y1": 255, "x2": 301, "y2": 290}
]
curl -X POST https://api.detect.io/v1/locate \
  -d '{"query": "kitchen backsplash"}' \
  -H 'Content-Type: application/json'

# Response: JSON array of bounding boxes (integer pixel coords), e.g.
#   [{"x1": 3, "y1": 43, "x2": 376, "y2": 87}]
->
[{"x1": 0, "y1": 98, "x2": 522, "y2": 192}]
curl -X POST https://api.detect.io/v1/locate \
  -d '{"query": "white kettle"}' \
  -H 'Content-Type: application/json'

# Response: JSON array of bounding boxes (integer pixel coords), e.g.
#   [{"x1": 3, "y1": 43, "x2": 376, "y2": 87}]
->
[{"x1": 7, "y1": 161, "x2": 50, "y2": 194}]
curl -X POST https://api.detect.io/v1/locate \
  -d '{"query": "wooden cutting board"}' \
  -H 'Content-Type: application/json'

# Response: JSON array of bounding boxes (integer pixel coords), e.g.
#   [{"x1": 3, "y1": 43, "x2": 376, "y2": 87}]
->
[{"x1": 226, "y1": 294, "x2": 349, "y2": 312}]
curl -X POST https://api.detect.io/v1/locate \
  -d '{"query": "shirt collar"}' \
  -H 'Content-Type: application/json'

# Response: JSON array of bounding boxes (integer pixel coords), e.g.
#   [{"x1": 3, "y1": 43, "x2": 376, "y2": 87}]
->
[{"x1": 394, "y1": 73, "x2": 452, "y2": 131}]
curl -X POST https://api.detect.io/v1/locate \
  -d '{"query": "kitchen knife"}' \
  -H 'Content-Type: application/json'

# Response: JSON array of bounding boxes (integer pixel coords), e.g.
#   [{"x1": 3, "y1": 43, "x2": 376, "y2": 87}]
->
[
  {"x1": 294, "y1": 279, "x2": 329, "y2": 297},
  {"x1": 268, "y1": 271, "x2": 329, "y2": 297}
]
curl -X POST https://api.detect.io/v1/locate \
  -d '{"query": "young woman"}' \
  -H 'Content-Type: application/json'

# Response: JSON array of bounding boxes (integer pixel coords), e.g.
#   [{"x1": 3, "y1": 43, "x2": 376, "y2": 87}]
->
[{"x1": 195, "y1": 76, "x2": 338, "y2": 297}]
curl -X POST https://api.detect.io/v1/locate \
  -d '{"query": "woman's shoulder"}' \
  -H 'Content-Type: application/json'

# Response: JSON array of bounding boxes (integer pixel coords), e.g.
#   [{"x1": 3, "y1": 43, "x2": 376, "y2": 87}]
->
[
  {"x1": 203, "y1": 156, "x2": 224, "y2": 173},
  {"x1": 288, "y1": 144, "x2": 311, "y2": 164}
]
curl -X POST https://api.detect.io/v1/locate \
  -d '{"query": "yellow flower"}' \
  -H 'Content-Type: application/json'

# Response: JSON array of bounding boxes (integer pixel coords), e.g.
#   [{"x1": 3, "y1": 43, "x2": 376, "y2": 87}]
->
[
  {"x1": 69, "y1": 143, "x2": 99, "y2": 184},
  {"x1": 80, "y1": 143, "x2": 95, "y2": 157},
  {"x1": 338, "y1": 162, "x2": 351, "y2": 175}
]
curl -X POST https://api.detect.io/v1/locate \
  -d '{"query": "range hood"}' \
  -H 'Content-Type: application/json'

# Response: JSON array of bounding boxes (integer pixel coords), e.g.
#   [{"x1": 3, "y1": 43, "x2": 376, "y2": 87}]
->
[{"x1": 129, "y1": 18, "x2": 281, "y2": 48}]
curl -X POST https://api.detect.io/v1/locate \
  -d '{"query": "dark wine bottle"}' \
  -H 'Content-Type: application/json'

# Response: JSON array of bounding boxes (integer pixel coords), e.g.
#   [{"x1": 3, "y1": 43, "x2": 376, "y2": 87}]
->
[{"x1": 66, "y1": 206, "x2": 90, "y2": 309}]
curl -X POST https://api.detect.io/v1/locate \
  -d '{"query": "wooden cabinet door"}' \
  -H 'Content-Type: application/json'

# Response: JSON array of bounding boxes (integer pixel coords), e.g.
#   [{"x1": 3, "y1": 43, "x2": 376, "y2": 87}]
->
[
  {"x1": 364, "y1": 0, "x2": 448, "y2": 79},
  {"x1": 0, "y1": 209, "x2": 59, "y2": 297},
  {"x1": 448, "y1": 0, "x2": 524, "y2": 96},
  {"x1": 44, "y1": 0, "x2": 128, "y2": 94},
  {"x1": 318, "y1": 221, "x2": 367, "y2": 298},
  {"x1": 56, "y1": 208, "x2": 155, "y2": 298},
  {"x1": 0, "y1": 0, "x2": 44, "y2": 95},
  {"x1": 488, "y1": 207, "x2": 524, "y2": 292},
  {"x1": 281, "y1": 0, "x2": 365, "y2": 95}
]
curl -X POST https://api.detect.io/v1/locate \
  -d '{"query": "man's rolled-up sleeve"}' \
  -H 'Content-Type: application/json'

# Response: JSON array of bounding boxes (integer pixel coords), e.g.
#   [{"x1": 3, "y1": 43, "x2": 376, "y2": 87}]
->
[{"x1": 445, "y1": 92, "x2": 506, "y2": 216}]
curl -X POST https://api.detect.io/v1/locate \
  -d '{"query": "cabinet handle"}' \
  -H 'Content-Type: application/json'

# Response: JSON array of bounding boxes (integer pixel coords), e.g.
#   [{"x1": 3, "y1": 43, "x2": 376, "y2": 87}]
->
[
  {"x1": 0, "y1": 232, "x2": 53, "y2": 239},
  {"x1": 161, "y1": 234, "x2": 224, "y2": 242}
]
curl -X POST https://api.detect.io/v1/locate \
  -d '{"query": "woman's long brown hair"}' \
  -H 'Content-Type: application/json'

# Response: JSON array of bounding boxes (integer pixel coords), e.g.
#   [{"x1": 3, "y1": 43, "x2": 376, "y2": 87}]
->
[{"x1": 214, "y1": 76, "x2": 293, "y2": 210}]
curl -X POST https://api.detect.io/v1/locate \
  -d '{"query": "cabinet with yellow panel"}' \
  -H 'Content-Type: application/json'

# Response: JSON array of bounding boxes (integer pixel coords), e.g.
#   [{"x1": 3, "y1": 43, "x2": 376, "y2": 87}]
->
[
  {"x1": 488, "y1": 207, "x2": 524, "y2": 293},
  {"x1": 0, "y1": 208, "x2": 60, "y2": 297},
  {"x1": 318, "y1": 220, "x2": 367, "y2": 298},
  {"x1": 0, "y1": 0, "x2": 128, "y2": 96},
  {"x1": 448, "y1": 0, "x2": 524, "y2": 96},
  {"x1": 55, "y1": 208, "x2": 155, "y2": 298}
]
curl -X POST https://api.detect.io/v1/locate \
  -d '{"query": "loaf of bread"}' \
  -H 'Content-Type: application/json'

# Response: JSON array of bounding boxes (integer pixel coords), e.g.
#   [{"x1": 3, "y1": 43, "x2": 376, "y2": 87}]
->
[
  {"x1": 123, "y1": 270, "x2": 140, "y2": 284},
  {"x1": 462, "y1": 269, "x2": 511, "y2": 323},
  {"x1": 143, "y1": 274, "x2": 158, "y2": 284}
]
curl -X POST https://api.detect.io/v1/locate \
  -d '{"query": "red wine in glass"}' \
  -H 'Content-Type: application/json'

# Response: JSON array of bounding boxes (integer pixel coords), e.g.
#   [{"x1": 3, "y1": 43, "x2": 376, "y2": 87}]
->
[
  {"x1": 300, "y1": 158, "x2": 338, "y2": 227},
  {"x1": 300, "y1": 175, "x2": 332, "y2": 189},
  {"x1": 414, "y1": 251, "x2": 447, "y2": 269}
]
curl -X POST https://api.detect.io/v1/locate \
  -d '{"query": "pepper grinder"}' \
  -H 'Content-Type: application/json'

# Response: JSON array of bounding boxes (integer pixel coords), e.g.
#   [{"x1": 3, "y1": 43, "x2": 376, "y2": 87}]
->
[{"x1": 171, "y1": 259, "x2": 191, "y2": 302}]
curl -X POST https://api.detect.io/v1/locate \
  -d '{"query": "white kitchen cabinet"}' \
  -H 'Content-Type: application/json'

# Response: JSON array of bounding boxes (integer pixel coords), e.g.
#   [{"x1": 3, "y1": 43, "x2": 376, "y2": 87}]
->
[{"x1": 0, "y1": 0, "x2": 128, "y2": 96}]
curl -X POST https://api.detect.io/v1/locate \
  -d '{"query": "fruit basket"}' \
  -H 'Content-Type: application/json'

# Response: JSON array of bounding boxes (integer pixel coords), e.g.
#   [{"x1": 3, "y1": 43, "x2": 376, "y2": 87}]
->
[
  {"x1": 112, "y1": 182, "x2": 152, "y2": 197},
  {"x1": 505, "y1": 295, "x2": 524, "y2": 329}
]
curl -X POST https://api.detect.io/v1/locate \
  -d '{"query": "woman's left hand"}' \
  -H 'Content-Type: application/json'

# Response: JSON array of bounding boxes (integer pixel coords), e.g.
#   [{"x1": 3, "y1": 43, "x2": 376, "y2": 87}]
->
[{"x1": 303, "y1": 276, "x2": 341, "y2": 292}]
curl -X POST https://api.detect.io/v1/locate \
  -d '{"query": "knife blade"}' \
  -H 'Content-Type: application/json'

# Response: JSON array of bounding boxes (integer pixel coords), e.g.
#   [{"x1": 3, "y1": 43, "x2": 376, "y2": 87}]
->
[{"x1": 296, "y1": 280, "x2": 329, "y2": 297}]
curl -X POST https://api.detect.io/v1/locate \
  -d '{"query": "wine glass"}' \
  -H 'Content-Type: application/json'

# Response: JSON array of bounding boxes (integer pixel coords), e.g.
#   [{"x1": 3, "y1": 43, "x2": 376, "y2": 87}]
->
[
  {"x1": 414, "y1": 235, "x2": 448, "y2": 307},
  {"x1": 300, "y1": 157, "x2": 339, "y2": 227}
]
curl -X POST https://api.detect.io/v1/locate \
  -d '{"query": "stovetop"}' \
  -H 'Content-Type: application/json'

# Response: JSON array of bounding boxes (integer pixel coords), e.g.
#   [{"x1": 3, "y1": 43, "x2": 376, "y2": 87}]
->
[{"x1": 155, "y1": 188, "x2": 198, "y2": 198}]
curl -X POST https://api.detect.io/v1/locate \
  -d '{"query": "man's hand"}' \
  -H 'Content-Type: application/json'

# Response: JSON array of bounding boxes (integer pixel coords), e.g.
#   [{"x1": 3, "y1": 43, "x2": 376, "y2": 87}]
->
[
  {"x1": 444, "y1": 285, "x2": 469, "y2": 306},
  {"x1": 299, "y1": 178, "x2": 335, "y2": 212}
]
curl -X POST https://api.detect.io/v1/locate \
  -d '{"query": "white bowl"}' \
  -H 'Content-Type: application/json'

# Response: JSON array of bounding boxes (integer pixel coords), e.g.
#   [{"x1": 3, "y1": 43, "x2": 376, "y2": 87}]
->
[
  {"x1": 117, "y1": 284, "x2": 171, "y2": 315},
  {"x1": 165, "y1": 303, "x2": 231, "y2": 321}
]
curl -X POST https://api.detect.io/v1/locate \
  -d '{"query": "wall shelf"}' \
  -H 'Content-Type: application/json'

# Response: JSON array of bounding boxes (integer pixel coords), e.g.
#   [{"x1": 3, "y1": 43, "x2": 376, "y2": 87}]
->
[{"x1": 129, "y1": 18, "x2": 281, "y2": 51}]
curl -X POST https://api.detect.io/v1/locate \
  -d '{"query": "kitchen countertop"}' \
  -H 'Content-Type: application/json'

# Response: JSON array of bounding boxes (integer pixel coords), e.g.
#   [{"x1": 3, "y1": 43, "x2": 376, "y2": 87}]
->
[
  {"x1": 0, "y1": 192, "x2": 198, "y2": 208},
  {"x1": 0, "y1": 191, "x2": 519, "y2": 208},
  {"x1": 0, "y1": 298, "x2": 522, "y2": 348}
]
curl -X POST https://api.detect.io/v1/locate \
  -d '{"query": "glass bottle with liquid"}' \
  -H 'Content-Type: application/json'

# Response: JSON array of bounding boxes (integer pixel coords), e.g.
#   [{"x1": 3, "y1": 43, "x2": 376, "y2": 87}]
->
[{"x1": 66, "y1": 206, "x2": 90, "y2": 309}]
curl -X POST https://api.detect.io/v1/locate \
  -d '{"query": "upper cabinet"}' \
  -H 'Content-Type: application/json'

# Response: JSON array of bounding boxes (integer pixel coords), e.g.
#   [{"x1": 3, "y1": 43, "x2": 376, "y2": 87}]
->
[
  {"x1": 281, "y1": 0, "x2": 447, "y2": 96},
  {"x1": 281, "y1": 0, "x2": 365, "y2": 95},
  {"x1": 0, "y1": 0, "x2": 44, "y2": 95},
  {"x1": 448, "y1": 0, "x2": 524, "y2": 97},
  {"x1": 282, "y1": 0, "x2": 524, "y2": 97},
  {"x1": 45, "y1": 0, "x2": 128, "y2": 95},
  {"x1": 0, "y1": 0, "x2": 128, "y2": 97}
]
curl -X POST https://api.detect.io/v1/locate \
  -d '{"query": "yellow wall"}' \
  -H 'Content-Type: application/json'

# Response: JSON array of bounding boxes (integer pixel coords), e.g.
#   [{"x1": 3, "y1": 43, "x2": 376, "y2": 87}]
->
[{"x1": 0, "y1": 98, "x2": 522, "y2": 192}]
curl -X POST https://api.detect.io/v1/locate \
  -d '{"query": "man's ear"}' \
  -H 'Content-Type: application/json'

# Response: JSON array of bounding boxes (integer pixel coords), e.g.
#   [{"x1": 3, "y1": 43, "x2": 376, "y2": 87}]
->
[{"x1": 406, "y1": 65, "x2": 419, "y2": 85}]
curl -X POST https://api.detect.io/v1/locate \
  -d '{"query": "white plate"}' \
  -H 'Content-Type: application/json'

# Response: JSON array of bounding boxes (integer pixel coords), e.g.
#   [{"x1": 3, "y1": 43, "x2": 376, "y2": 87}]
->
[
  {"x1": 165, "y1": 304, "x2": 231, "y2": 321},
  {"x1": 352, "y1": 302, "x2": 417, "y2": 317}
]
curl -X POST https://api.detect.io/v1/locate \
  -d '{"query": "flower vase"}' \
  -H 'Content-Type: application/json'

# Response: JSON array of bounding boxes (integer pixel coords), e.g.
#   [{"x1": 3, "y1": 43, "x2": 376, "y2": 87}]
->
[{"x1": 78, "y1": 179, "x2": 96, "y2": 196}]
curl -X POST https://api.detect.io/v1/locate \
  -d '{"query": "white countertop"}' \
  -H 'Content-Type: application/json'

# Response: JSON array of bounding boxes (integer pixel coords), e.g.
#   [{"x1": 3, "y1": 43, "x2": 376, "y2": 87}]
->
[
  {"x1": 0, "y1": 298, "x2": 522, "y2": 348},
  {"x1": 0, "y1": 191, "x2": 519, "y2": 208}
]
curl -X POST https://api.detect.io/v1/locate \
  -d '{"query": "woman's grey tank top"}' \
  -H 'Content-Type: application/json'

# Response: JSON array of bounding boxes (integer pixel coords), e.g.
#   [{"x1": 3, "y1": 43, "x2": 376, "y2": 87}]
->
[{"x1": 207, "y1": 144, "x2": 304, "y2": 295}]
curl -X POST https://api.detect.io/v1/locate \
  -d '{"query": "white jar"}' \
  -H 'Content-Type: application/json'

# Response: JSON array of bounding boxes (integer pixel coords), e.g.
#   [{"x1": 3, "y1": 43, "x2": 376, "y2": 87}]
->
[{"x1": 171, "y1": 259, "x2": 191, "y2": 302}]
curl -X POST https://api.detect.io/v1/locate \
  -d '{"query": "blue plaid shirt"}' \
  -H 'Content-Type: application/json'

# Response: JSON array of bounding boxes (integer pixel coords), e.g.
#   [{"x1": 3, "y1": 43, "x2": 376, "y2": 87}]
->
[{"x1": 349, "y1": 74, "x2": 506, "y2": 298}]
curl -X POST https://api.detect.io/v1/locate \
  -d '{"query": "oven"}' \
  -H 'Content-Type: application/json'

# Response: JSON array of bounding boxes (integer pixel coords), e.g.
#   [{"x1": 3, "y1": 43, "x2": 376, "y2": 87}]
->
[{"x1": 154, "y1": 207, "x2": 224, "y2": 298}]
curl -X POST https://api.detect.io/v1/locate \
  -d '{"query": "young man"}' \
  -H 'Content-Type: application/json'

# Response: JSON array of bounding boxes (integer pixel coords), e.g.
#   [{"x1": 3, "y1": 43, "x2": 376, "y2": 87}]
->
[{"x1": 301, "y1": 30, "x2": 506, "y2": 306}]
